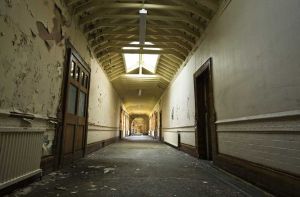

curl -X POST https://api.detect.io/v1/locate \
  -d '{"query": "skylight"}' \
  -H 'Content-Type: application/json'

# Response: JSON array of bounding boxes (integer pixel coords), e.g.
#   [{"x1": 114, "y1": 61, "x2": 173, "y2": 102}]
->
[{"x1": 123, "y1": 42, "x2": 160, "y2": 74}]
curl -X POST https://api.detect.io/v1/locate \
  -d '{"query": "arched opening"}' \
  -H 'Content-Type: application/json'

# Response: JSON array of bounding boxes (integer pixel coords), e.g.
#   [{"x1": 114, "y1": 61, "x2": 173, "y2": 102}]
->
[
  {"x1": 129, "y1": 115, "x2": 149, "y2": 136},
  {"x1": 131, "y1": 117, "x2": 147, "y2": 135}
]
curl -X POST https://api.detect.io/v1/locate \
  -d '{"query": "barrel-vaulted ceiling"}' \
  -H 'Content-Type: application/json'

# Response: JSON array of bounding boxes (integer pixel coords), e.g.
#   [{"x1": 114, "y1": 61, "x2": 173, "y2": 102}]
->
[{"x1": 64, "y1": 0, "x2": 220, "y2": 115}]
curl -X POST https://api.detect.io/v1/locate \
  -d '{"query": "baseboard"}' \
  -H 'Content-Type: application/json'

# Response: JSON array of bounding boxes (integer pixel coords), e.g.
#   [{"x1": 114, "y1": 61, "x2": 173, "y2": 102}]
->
[
  {"x1": 0, "y1": 172, "x2": 41, "y2": 196},
  {"x1": 214, "y1": 153, "x2": 300, "y2": 197},
  {"x1": 40, "y1": 155, "x2": 55, "y2": 174},
  {"x1": 179, "y1": 143, "x2": 198, "y2": 158},
  {"x1": 164, "y1": 141, "x2": 178, "y2": 149},
  {"x1": 86, "y1": 137, "x2": 119, "y2": 155}
]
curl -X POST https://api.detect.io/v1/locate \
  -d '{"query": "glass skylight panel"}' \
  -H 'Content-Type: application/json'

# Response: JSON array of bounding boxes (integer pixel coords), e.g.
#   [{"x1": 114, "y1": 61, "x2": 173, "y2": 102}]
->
[
  {"x1": 124, "y1": 53, "x2": 139, "y2": 72},
  {"x1": 143, "y1": 47, "x2": 161, "y2": 51},
  {"x1": 144, "y1": 42, "x2": 154, "y2": 45},
  {"x1": 142, "y1": 54, "x2": 159, "y2": 73},
  {"x1": 123, "y1": 42, "x2": 160, "y2": 74},
  {"x1": 123, "y1": 47, "x2": 139, "y2": 50},
  {"x1": 130, "y1": 41, "x2": 140, "y2": 45}
]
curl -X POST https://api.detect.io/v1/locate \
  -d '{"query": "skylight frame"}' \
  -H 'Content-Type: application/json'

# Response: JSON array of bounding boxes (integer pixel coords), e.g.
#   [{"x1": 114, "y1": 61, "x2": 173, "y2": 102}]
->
[{"x1": 122, "y1": 41, "x2": 161, "y2": 74}]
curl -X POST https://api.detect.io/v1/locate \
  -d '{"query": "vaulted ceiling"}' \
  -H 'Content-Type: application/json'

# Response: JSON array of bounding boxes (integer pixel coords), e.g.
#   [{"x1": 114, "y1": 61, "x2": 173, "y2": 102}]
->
[{"x1": 64, "y1": 0, "x2": 220, "y2": 115}]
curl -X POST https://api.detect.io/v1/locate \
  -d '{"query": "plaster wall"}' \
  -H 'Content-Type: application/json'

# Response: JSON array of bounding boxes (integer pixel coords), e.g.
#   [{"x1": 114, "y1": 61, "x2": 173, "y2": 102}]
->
[
  {"x1": 154, "y1": 0, "x2": 300, "y2": 175},
  {"x1": 0, "y1": 0, "x2": 121, "y2": 156}
]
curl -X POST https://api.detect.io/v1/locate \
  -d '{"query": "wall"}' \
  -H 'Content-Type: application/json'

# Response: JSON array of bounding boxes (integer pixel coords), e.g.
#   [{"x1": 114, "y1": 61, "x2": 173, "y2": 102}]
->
[
  {"x1": 154, "y1": 0, "x2": 300, "y2": 176},
  {"x1": 0, "y1": 0, "x2": 121, "y2": 157},
  {"x1": 87, "y1": 58, "x2": 121, "y2": 144}
]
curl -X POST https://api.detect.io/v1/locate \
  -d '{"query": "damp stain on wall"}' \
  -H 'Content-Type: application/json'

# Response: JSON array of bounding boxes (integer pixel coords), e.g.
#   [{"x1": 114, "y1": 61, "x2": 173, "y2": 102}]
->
[
  {"x1": 187, "y1": 97, "x2": 191, "y2": 120},
  {"x1": 171, "y1": 107, "x2": 174, "y2": 120}
]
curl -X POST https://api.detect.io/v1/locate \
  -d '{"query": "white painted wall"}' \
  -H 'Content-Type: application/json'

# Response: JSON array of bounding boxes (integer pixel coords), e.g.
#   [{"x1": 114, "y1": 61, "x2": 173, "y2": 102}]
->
[
  {"x1": 87, "y1": 58, "x2": 121, "y2": 144},
  {"x1": 154, "y1": 0, "x2": 300, "y2": 175}
]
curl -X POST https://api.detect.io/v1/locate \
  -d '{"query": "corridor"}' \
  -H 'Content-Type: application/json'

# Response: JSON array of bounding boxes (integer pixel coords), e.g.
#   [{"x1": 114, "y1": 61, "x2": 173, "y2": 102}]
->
[
  {"x1": 9, "y1": 137, "x2": 269, "y2": 197},
  {"x1": 0, "y1": 0, "x2": 300, "y2": 196}
]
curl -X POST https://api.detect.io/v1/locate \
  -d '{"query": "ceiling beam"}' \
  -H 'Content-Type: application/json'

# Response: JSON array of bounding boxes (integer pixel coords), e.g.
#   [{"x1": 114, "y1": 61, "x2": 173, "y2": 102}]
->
[
  {"x1": 91, "y1": 36, "x2": 193, "y2": 51},
  {"x1": 101, "y1": 57, "x2": 123, "y2": 66},
  {"x1": 98, "y1": 49, "x2": 186, "y2": 61},
  {"x1": 98, "y1": 52, "x2": 120, "y2": 62},
  {"x1": 157, "y1": 64, "x2": 177, "y2": 74},
  {"x1": 106, "y1": 66, "x2": 125, "y2": 74},
  {"x1": 193, "y1": 0, "x2": 219, "y2": 11},
  {"x1": 99, "y1": 54, "x2": 121, "y2": 64},
  {"x1": 159, "y1": 59, "x2": 179, "y2": 70},
  {"x1": 65, "y1": 0, "x2": 80, "y2": 6},
  {"x1": 104, "y1": 62, "x2": 124, "y2": 70},
  {"x1": 171, "y1": 0, "x2": 218, "y2": 12},
  {"x1": 87, "y1": 29, "x2": 195, "y2": 46},
  {"x1": 156, "y1": 68, "x2": 174, "y2": 78},
  {"x1": 158, "y1": 61, "x2": 178, "y2": 72},
  {"x1": 80, "y1": 14, "x2": 203, "y2": 30},
  {"x1": 74, "y1": 2, "x2": 210, "y2": 21},
  {"x1": 84, "y1": 21, "x2": 200, "y2": 39},
  {"x1": 94, "y1": 44, "x2": 188, "y2": 57},
  {"x1": 109, "y1": 69, "x2": 126, "y2": 79},
  {"x1": 104, "y1": 58, "x2": 124, "y2": 66},
  {"x1": 161, "y1": 55, "x2": 183, "y2": 66}
]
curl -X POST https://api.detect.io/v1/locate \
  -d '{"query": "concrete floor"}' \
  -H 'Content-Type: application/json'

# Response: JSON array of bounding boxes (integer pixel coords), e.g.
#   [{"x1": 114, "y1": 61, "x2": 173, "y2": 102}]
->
[{"x1": 9, "y1": 136, "x2": 272, "y2": 197}]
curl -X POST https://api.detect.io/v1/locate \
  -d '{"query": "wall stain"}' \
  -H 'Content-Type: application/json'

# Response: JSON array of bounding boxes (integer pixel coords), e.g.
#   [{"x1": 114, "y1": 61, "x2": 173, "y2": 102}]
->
[
  {"x1": 5, "y1": 0, "x2": 12, "y2": 8},
  {"x1": 187, "y1": 97, "x2": 190, "y2": 120}
]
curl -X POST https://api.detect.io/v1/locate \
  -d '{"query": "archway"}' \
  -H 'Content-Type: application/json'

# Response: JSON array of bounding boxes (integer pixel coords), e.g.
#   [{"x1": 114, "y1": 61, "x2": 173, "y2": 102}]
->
[{"x1": 129, "y1": 114, "x2": 149, "y2": 135}]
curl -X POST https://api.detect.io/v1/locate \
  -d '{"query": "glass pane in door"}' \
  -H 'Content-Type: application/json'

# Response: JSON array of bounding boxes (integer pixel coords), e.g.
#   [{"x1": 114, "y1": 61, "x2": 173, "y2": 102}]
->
[
  {"x1": 67, "y1": 84, "x2": 77, "y2": 114},
  {"x1": 78, "y1": 91, "x2": 86, "y2": 117}
]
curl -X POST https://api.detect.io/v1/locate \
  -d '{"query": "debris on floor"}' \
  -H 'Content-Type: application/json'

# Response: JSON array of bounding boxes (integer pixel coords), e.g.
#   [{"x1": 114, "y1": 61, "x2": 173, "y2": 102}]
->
[
  {"x1": 55, "y1": 186, "x2": 67, "y2": 191},
  {"x1": 14, "y1": 186, "x2": 32, "y2": 196},
  {"x1": 103, "y1": 167, "x2": 115, "y2": 174},
  {"x1": 88, "y1": 165, "x2": 105, "y2": 169},
  {"x1": 7, "y1": 139, "x2": 270, "y2": 197}
]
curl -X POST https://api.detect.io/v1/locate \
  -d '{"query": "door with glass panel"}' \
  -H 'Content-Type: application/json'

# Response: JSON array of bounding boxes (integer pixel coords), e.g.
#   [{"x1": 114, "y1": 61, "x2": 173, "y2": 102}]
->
[{"x1": 62, "y1": 49, "x2": 90, "y2": 165}]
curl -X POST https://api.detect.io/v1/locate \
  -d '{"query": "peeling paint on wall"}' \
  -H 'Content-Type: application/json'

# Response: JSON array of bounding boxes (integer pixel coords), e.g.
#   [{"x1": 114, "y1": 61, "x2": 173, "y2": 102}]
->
[
  {"x1": 36, "y1": 4, "x2": 66, "y2": 50},
  {"x1": 0, "y1": 0, "x2": 122, "y2": 156}
]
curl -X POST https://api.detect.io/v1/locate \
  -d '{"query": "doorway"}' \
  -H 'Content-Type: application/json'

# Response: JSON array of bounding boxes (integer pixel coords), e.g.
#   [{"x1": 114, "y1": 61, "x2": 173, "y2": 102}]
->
[
  {"x1": 60, "y1": 45, "x2": 90, "y2": 166},
  {"x1": 194, "y1": 58, "x2": 216, "y2": 160},
  {"x1": 154, "y1": 112, "x2": 158, "y2": 139},
  {"x1": 159, "y1": 111, "x2": 162, "y2": 141}
]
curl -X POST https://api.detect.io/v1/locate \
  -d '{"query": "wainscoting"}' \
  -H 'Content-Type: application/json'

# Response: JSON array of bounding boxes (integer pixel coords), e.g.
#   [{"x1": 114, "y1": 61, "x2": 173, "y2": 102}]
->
[
  {"x1": 163, "y1": 125, "x2": 197, "y2": 157},
  {"x1": 86, "y1": 123, "x2": 120, "y2": 154},
  {"x1": 215, "y1": 110, "x2": 300, "y2": 197}
]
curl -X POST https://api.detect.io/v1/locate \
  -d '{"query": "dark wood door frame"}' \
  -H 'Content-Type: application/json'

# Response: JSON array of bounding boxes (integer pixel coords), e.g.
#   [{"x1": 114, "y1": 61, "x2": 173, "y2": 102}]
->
[
  {"x1": 194, "y1": 57, "x2": 218, "y2": 160},
  {"x1": 154, "y1": 111, "x2": 158, "y2": 139},
  {"x1": 159, "y1": 110, "x2": 163, "y2": 141},
  {"x1": 58, "y1": 41, "x2": 91, "y2": 167}
]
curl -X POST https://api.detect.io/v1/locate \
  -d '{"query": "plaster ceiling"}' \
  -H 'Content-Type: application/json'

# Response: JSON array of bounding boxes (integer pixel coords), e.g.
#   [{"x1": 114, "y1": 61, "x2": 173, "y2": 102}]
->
[{"x1": 64, "y1": 0, "x2": 220, "y2": 115}]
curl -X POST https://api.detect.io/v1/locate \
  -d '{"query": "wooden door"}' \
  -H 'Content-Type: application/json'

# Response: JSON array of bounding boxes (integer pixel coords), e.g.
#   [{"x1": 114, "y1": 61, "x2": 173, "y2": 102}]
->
[
  {"x1": 62, "y1": 48, "x2": 90, "y2": 165},
  {"x1": 194, "y1": 58, "x2": 215, "y2": 160}
]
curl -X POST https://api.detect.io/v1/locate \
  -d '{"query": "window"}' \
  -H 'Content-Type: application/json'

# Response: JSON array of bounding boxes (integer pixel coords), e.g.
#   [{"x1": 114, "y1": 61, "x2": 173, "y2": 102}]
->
[{"x1": 123, "y1": 42, "x2": 160, "y2": 74}]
